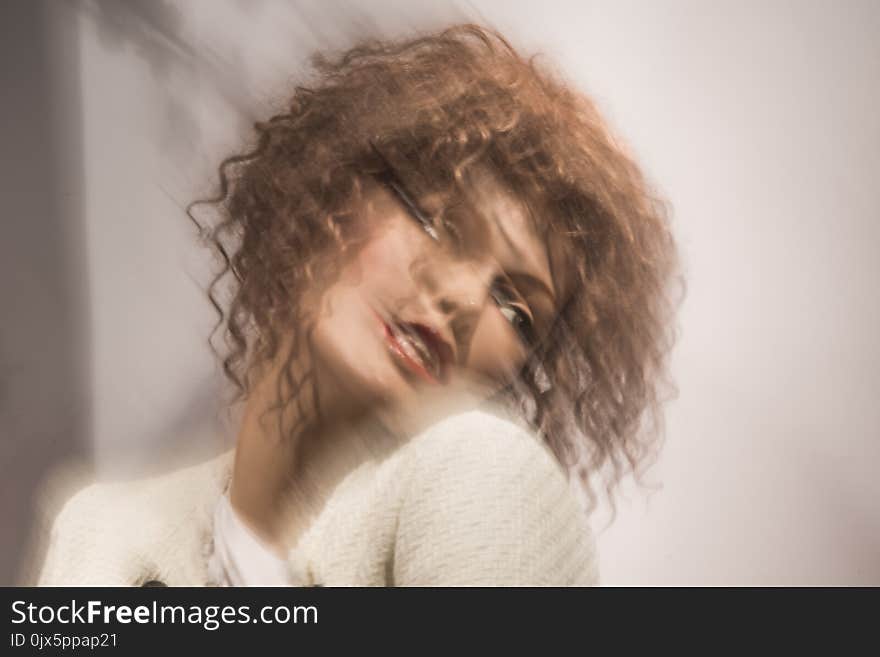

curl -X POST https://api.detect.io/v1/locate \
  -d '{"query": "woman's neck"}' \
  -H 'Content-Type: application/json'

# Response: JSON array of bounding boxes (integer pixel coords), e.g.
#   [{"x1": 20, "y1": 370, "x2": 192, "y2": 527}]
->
[{"x1": 227, "y1": 356, "x2": 384, "y2": 554}]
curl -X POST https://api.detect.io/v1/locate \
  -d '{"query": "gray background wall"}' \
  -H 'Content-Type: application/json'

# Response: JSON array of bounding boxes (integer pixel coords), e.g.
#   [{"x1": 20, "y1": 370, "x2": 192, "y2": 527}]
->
[{"x1": 2, "y1": 0, "x2": 878, "y2": 585}]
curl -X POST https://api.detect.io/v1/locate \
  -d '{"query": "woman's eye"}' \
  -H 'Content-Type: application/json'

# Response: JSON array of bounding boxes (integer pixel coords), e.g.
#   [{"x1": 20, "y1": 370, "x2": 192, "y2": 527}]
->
[{"x1": 493, "y1": 287, "x2": 535, "y2": 345}]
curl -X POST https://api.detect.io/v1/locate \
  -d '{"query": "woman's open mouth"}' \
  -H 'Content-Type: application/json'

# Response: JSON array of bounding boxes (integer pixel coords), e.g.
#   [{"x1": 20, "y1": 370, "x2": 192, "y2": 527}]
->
[{"x1": 374, "y1": 311, "x2": 452, "y2": 385}]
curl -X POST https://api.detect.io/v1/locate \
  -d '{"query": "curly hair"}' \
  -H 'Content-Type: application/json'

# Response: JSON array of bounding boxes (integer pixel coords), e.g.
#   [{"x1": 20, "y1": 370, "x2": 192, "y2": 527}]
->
[{"x1": 188, "y1": 23, "x2": 680, "y2": 511}]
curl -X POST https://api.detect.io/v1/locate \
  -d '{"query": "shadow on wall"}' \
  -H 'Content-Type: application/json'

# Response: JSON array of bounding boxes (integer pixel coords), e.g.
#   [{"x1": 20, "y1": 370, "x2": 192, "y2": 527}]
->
[
  {"x1": 76, "y1": 0, "x2": 468, "y2": 167},
  {"x1": 0, "y1": 0, "x2": 87, "y2": 585}
]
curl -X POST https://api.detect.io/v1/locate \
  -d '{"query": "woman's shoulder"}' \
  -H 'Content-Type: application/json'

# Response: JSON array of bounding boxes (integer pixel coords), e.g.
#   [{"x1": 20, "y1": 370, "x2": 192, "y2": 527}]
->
[
  {"x1": 47, "y1": 450, "x2": 233, "y2": 526},
  {"x1": 28, "y1": 451, "x2": 233, "y2": 585},
  {"x1": 387, "y1": 409, "x2": 599, "y2": 585},
  {"x1": 400, "y1": 408, "x2": 569, "y2": 491}
]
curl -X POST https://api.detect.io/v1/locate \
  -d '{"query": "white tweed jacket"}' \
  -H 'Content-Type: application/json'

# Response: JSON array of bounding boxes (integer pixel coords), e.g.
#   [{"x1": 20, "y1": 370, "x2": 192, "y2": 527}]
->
[{"x1": 29, "y1": 410, "x2": 599, "y2": 587}]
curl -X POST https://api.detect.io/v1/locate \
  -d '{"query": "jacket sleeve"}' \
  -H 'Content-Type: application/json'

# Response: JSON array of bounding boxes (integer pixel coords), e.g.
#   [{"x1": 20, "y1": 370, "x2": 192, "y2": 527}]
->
[{"x1": 391, "y1": 411, "x2": 599, "y2": 586}]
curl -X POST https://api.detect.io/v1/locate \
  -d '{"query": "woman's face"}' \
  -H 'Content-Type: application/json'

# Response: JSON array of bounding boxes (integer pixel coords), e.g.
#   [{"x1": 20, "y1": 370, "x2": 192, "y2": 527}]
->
[{"x1": 309, "y1": 169, "x2": 563, "y2": 425}]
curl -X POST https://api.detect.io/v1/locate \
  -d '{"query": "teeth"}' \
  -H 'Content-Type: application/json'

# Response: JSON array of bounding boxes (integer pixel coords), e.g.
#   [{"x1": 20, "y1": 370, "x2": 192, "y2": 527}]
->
[{"x1": 392, "y1": 323, "x2": 437, "y2": 375}]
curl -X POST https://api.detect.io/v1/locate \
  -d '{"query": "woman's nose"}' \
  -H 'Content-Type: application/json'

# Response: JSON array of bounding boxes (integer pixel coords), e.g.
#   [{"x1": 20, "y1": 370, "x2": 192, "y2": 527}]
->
[{"x1": 417, "y1": 257, "x2": 496, "y2": 349}]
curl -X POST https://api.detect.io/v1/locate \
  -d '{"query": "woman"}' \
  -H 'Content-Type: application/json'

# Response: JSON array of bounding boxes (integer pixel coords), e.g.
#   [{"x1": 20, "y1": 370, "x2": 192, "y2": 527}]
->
[{"x1": 30, "y1": 24, "x2": 678, "y2": 586}]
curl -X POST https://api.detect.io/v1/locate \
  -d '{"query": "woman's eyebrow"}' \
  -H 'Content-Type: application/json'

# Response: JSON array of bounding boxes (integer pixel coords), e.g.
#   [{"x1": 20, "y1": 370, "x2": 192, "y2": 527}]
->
[{"x1": 507, "y1": 270, "x2": 556, "y2": 307}]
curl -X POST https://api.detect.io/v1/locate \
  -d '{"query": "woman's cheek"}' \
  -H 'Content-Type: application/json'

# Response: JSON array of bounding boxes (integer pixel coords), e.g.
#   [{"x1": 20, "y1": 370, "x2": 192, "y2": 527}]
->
[
  {"x1": 358, "y1": 223, "x2": 424, "y2": 285},
  {"x1": 463, "y1": 311, "x2": 526, "y2": 386}
]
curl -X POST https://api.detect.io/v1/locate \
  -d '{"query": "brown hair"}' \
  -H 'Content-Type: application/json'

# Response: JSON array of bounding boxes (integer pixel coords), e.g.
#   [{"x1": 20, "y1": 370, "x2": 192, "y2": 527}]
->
[{"x1": 189, "y1": 24, "x2": 680, "y2": 510}]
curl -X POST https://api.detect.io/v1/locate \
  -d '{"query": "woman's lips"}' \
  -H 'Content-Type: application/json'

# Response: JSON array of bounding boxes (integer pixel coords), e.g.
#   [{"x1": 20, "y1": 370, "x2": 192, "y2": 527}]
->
[{"x1": 374, "y1": 311, "x2": 450, "y2": 385}]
